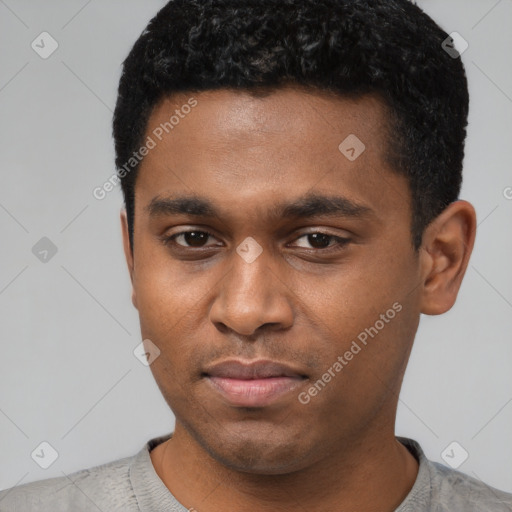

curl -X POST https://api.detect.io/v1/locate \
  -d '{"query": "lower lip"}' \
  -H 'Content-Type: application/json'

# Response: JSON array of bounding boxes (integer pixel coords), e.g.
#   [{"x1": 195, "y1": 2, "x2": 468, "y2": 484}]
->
[{"x1": 206, "y1": 376, "x2": 304, "y2": 407}]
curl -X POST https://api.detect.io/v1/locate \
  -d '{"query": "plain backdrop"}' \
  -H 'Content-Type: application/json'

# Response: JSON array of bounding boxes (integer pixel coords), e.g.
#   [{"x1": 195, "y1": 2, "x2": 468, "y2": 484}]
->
[{"x1": 1, "y1": 0, "x2": 511, "y2": 495}]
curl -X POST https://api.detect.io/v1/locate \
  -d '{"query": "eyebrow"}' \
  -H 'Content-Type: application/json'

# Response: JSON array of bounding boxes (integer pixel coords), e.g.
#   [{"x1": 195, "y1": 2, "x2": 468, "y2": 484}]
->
[{"x1": 146, "y1": 192, "x2": 373, "y2": 221}]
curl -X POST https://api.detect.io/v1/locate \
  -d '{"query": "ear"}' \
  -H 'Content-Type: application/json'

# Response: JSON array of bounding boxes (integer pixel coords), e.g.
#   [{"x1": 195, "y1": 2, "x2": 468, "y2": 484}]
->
[
  {"x1": 120, "y1": 208, "x2": 138, "y2": 310},
  {"x1": 418, "y1": 200, "x2": 476, "y2": 315}
]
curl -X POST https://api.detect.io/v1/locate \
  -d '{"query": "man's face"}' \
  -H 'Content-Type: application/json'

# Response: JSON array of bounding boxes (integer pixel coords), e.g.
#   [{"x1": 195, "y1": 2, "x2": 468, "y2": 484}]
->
[{"x1": 124, "y1": 86, "x2": 425, "y2": 474}]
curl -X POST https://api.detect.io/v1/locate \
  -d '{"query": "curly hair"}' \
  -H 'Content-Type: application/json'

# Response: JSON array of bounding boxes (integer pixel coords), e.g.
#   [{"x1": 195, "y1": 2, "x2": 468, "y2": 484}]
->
[{"x1": 113, "y1": 0, "x2": 469, "y2": 251}]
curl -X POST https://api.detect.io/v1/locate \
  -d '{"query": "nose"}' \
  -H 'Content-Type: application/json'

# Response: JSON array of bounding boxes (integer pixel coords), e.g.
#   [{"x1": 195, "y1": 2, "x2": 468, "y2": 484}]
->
[{"x1": 208, "y1": 242, "x2": 294, "y2": 337}]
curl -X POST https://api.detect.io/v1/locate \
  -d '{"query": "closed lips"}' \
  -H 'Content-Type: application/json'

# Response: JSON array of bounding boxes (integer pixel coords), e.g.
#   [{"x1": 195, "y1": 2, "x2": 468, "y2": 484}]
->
[{"x1": 203, "y1": 359, "x2": 308, "y2": 380}]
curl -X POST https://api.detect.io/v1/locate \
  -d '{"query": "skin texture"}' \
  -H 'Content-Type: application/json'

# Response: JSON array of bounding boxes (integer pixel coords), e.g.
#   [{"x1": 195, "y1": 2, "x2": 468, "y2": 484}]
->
[{"x1": 121, "y1": 85, "x2": 476, "y2": 512}]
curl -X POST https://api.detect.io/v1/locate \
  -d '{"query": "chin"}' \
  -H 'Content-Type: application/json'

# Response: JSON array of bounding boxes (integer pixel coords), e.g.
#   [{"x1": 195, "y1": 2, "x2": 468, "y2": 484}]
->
[{"x1": 194, "y1": 422, "x2": 314, "y2": 475}]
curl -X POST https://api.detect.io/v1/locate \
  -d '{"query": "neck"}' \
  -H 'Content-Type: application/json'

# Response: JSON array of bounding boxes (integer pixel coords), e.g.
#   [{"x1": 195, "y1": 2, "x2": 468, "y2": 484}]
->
[{"x1": 150, "y1": 422, "x2": 419, "y2": 512}]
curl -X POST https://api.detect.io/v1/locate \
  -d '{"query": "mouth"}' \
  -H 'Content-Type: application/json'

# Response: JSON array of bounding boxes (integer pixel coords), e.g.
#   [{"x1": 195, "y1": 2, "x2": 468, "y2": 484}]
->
[{"x1": 202, "y1": 359, "x2": 308, "y2": 408}]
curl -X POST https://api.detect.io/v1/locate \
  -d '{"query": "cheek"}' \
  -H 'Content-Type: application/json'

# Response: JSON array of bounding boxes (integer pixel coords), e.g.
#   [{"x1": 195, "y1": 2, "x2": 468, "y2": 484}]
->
[
  {"x1": 298, "y1": 304, "x2": 416, "y2": 435},
  {"x1": 134, "y1": 249, "x2": 195, "y2": 328},
  {"x1": 297, "y1": 254, "x2": 418, "y2": 400},
  {"x1": 132, "y1": 250, "x2": 219, "y2": 373}
]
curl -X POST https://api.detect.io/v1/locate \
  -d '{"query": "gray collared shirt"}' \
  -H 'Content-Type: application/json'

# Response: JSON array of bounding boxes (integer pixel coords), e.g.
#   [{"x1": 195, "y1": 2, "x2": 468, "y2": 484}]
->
[{"x1": 1, "y1": 434, "x2": 511, "y2": 511}]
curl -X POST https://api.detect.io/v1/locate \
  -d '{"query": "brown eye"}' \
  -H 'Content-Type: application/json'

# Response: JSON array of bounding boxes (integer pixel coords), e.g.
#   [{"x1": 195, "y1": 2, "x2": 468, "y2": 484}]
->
[
  {"x1": 164, "y1": 230, "x2": 217, "y2": 248},
  {"x1": 292, "y1": 232, "x2": 351, "y2": 251}
]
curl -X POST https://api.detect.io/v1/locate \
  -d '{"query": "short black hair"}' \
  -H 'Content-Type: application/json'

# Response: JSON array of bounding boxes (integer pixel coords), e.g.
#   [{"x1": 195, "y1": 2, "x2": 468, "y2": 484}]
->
[{"x1": 113, "y1": 0, "x2": 469, "y2": 252}]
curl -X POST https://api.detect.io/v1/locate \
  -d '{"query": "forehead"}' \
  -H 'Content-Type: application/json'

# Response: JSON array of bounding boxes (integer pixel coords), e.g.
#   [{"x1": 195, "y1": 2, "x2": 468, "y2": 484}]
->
[
  {"x1": 146, "y1": 86, "x2": 389, "y2": 151},
  {"x1": 134, "y1": 86, "x2": 410, "y2": 224}
]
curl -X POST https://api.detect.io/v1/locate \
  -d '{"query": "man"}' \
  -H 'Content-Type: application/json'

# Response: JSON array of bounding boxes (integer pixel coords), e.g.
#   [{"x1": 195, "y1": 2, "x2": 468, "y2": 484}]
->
[{"x1": 1, "y1": 0, "x2": 511, "y2": 510}]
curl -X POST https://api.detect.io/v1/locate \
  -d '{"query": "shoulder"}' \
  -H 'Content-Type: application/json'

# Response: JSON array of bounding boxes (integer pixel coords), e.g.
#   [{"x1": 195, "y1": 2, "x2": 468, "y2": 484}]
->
[
  {"x1": 0, "y1": 454, "x2": 138, "y2": 512},
  {"x1": 397, "y1": 437, "x2": 512, "y2": 512},
  {"x1": 428, "y1": 459, "x2": 512, "y2": 511}
]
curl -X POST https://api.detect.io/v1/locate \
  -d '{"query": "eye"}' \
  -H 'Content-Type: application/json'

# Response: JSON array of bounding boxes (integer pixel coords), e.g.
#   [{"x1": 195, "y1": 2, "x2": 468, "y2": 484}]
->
[
  {"x1": 161, "y1": 230, "x2": 351, "y2": 252},
  {"x1": 163, "y1": 230, "x2": 218, "y2": 248},
  {"x1": 291, "y1": 232, "x2": 351, "y2": 251}
]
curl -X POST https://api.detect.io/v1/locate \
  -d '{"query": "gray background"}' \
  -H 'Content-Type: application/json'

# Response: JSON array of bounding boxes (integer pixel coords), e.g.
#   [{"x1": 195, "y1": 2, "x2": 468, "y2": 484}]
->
[{"x1": 1, "y1": 0, "x2": 511, "y2": 495}]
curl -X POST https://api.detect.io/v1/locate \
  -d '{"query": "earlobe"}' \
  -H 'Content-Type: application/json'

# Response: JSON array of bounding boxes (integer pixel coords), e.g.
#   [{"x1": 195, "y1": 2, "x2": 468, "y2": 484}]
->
[
  {"x1": 120, "y1": 209, "x2": 138, "y2": 310},
  {"x1": 419, "y1": 200, "x2": 476, "y2": 315}
]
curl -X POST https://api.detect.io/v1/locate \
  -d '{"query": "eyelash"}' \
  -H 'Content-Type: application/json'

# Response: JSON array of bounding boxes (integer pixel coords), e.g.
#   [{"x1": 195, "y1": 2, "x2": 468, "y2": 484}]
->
[{"x1": 161, "y1": 229, "x2": 351, "y2": 252}]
